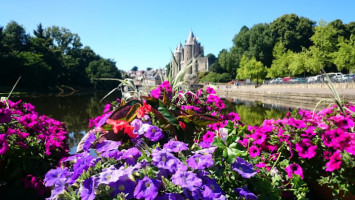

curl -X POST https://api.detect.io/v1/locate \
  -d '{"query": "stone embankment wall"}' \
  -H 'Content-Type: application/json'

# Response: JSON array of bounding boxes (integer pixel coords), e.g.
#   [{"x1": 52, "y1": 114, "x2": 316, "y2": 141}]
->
[{"x1": 212, "y1": 82, "x2": 355, "y2": 110}]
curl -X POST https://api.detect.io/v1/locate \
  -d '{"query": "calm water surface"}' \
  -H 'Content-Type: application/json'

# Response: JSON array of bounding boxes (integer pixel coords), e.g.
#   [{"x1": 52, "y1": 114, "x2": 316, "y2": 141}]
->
[{"x1": 12, "y1": 93, "x2": 289, "y2": 154}]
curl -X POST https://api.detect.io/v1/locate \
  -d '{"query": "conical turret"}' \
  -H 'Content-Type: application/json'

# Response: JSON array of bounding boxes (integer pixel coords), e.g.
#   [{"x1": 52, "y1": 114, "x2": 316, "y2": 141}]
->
[{"x1": 185, "y1": 30, "x2": 195, "y2": 45}]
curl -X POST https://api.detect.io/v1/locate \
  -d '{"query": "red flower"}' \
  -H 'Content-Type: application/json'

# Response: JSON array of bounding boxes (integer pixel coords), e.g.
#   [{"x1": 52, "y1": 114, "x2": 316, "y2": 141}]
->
[
  {"x1": 137, "y1": 103, "x2": 152, "y2": 118},
  {"x1": 179, "y1": 121, "x2": 186, "y2": 131},
  {"x1": 106, "y1": 119, "x2": 136, "y2": 138}
]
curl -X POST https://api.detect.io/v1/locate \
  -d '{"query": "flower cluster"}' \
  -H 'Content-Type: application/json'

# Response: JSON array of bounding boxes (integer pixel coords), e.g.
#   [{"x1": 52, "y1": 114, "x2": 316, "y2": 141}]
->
[
  {"x1": 238, "y1": 104, "x2": 355, "y2": 198},
  {"x1": 45, "y1": 82, "x2": 276, "y2": 199},
  {"x1": 0, "y1": 99, "x2": 68, "y2": 197}
]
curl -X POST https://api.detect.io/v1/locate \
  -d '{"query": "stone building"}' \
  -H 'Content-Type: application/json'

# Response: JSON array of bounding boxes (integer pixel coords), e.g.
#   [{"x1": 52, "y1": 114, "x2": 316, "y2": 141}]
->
[{"x1": 171, "y1": 31, "x2": 209, "y2": 78}]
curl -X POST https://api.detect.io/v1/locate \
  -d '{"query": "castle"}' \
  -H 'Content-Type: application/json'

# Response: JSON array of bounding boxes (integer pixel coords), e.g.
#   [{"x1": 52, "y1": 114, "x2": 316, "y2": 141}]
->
[{"x1": 171, "y1": 31, "x2": 209, "y2": 78}]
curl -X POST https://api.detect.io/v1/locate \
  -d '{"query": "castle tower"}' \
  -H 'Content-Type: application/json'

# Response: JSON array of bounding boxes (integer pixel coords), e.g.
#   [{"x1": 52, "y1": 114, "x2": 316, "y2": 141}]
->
[
  {"x1": 170, "y1": 31, "x2": 209, "y2": 78},
  {"x1": 184, "y1": 30, "x2": 195, "y2": 74},
  {"x1": 171, "y1": 43, "x2": 183, "y2": 77}
]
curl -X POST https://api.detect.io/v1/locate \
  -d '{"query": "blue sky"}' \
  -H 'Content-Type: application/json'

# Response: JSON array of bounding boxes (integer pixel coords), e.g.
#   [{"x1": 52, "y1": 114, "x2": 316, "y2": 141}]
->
[{"x1": 1, "y1": 0, "x2": 354, "y2": 71}]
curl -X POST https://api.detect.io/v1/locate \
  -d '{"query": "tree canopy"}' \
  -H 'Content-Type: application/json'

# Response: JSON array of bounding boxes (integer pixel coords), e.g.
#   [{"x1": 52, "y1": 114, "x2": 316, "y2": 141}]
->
[{"x1": 0, "y1": 21, "x2": 122, "y2": 90}]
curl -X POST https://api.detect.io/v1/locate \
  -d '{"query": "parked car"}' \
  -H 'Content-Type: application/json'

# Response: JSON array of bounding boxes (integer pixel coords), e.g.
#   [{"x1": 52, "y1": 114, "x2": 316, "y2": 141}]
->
[
  {"x1": 270, "y1": 78, "x2": 283, "y2": 84},
  {"x1": 289, "y1": 78, "x2": 298, "y2": 84},
  {"x1": 341, "y1": 74, "x2": 354, "y2": 82},
  {"x1": 307, "y1": 75, "x2": 321, "y2": 83},
  {"x1": 333, "y1": 74, "x2": 343, "y2": 82}
]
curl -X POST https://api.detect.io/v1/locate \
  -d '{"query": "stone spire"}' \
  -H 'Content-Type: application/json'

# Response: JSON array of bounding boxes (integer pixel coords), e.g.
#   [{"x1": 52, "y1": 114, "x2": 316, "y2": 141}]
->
[
  {"x1": 185, "y1": 30, "x2": 194, "y2": 45},
  {"x1": 176, "y1": 42, "x2": 183, "y2": 52}
]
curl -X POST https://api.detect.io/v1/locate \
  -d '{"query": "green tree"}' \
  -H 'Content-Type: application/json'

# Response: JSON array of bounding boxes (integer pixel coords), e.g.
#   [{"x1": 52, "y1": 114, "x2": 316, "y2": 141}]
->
[
  {"x1": 267, "y1": 42, "x2": 291, "y2": 78},
  {"x1": 131, "y1": 66, "x2": 138, "y2": 71},
  {"x1": 237, "y1": 55, "x2": 266, "y2": 85},
  {"x1": 270, "y1": 14, "x2": 315, "y2": 52},
  {"x1": 333, "y1": 35, "x2": 355, "y2": 72},
  {"x1": 86, "y1": 58, "x2": 122, "y2": 89},
  {"x1": 2, "y1": 21, "x2": 29, "y2": 53},
  {"x1": 206, "y1": 53, "x2": 217, "y2": 65}
]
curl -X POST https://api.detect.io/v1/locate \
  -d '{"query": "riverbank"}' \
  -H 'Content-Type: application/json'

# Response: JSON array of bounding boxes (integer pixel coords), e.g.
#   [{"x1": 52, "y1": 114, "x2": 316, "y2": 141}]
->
[{"x1": 212, "y1": 82, "x2": 355, "y2": 111}]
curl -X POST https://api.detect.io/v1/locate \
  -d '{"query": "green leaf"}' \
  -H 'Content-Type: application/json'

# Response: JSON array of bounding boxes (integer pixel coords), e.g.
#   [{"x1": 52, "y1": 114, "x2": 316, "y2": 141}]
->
[
  {"x1": 191, "y1": 114, "x2": 222, "y2": 128},
  {"x1": 102, "y1": 125, "x2": 112, "y2": 131},
  {"x1": 226, "y1": 135, "x2": 238, "y2": 146},
  {"x1": 225, "y1": 147, "x2": 238, "y2": 164},
  {"x1": 123, "y1": 103, "x2": 140, "y2": 122},
  {"x1": 211, "y1": 138, "x2": 226, "y2": 149},
  {"x1": 157, "y1": 101, "x2": 178, "y2": 126}
]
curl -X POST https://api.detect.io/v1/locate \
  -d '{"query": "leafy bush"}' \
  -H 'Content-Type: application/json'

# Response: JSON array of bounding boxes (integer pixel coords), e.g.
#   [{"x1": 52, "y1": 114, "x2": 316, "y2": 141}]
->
[{"x1": 200, "y1": 72, "x2": 233, "y2": 83}]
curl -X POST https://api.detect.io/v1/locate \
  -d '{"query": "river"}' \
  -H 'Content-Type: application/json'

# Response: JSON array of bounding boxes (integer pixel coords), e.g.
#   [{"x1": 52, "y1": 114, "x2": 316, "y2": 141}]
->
[{"x1": 11, "y1": 93, "x2": 289, "y2": 154}]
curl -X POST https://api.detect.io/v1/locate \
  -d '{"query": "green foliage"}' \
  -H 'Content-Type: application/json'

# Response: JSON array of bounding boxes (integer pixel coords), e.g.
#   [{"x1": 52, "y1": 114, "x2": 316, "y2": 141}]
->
[
  {"x1": 0, "y1": 21, "x2": 121, "y2": 91},
  {"x1": 200, "y1": 72, "x2": 233, "y2": 83},
  {"x1": 236, "y1": 55, "x2": 266, "y2": 84},
  {"x1": 332, "y1": 35, "x2": 355, "y2": 72}
]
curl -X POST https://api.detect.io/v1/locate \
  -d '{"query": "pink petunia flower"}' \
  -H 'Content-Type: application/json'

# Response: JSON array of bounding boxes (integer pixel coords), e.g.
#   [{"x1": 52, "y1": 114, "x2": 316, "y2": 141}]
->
[
  {"x1": 325, "y1": 151, "x2": 342, "y2": 172},
  {"x1": 285, "y1": 163, "x2": 304, "y2": 179},
  {"x1": 295, "y1": 139, "x2": 317, "y2": 159}
]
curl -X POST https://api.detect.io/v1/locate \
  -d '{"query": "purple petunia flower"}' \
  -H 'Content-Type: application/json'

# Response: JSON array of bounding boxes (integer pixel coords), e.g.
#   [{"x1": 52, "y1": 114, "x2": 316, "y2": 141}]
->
[
  {"x1": 96, "y1": 140, "x2": 122, "y2": 154},
  {"x1": 110, "y1": 178, "x2": 136, "y2": 199},
  {"x1": 152, "y1": 148, "x2": 183, "y2": 173},
  {"x1": 172, "y1": 170, "x2": 202, "y2": 191},
  {"x1": 134, "y1": 176, "x2": 161, "y2": 200},
  {"x1": 71, "y1": 152, "x2": 96, "y2": 183},
  {"x1": 122, "y1": 147, "x2": 142, "y2": 165},
  {"x1": 44, "y1": 167, "x2": 72, "y2": 187},
  {"x1": 235, "y1": 187, "x2": 258, "y2": 200},
  {"x1": 156, "y1": 193, "x2": 185, "y2": 200},
  {"x1": 163, "y1": 140, "x2": 188, "y2": 153},
  {"x1": 285, "y1": 163, "x2": 304, "y2": 179},
  {"x1": 80, "y1": 177, "x2": 96, "y2": 200},
  {"x1": 231, "y1": 157, "x2": 257, "y2": 178},
  {"x1": 131, "y1": 119, "x2": 143, "y2": 133},
  {"x1": 83, "y1": 133, "x2": 96, "y2": 152},
  {"x1": 144, "y1": 125, "x2": 164, "y2": 142},
  {"x1": 98, "y1": 165, "x2": 132, "y2": 185},
  {"x1": 187, "y1": 153, "x2": 214, "y2": 170}
]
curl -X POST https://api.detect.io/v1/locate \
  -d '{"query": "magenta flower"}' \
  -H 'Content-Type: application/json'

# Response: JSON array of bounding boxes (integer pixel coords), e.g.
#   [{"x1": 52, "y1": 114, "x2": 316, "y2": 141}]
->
[
  {"x1": 203, "y1": 131, "x2": 215, "y2": 143},
  {"x1": 150, "y1": 87, "x2": 161, "y2": 99},
  {"x1": 251, "y1": 132, "x2": 267, "y2": 145},
  {"x1": 330, "y1": 115, "x2": 354, "y2": 129},
  {"x1": 206, "y1": 87, "x2": 216, "y2": 94},
  {"x1": 249, "y1": 146, "x2": 260, "y2": 158},
  {"x1": 0, "y1": 107, "x2": 12, "y2": 123},
  {"x1": 325, "y1": 151, "x2": 342, "y2": 172},
  {"x1": 295, "y1": 139, "x2": 317, "y2": 159},
  {"x1": 285, "y1": 163, "x2": 304, "y2": 179},
  {"x1": 0, "y1": 134, "x2": 9, "y2": 155}
]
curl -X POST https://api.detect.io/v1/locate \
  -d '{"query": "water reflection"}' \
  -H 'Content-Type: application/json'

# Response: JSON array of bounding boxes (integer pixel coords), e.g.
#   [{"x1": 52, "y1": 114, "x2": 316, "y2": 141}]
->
[
  {"x1": 12, "y1": 91, "x2": 121, "y2": 154},
  {"x1": 224, "y1": 99, "x2": 289, "y2": 126}
]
